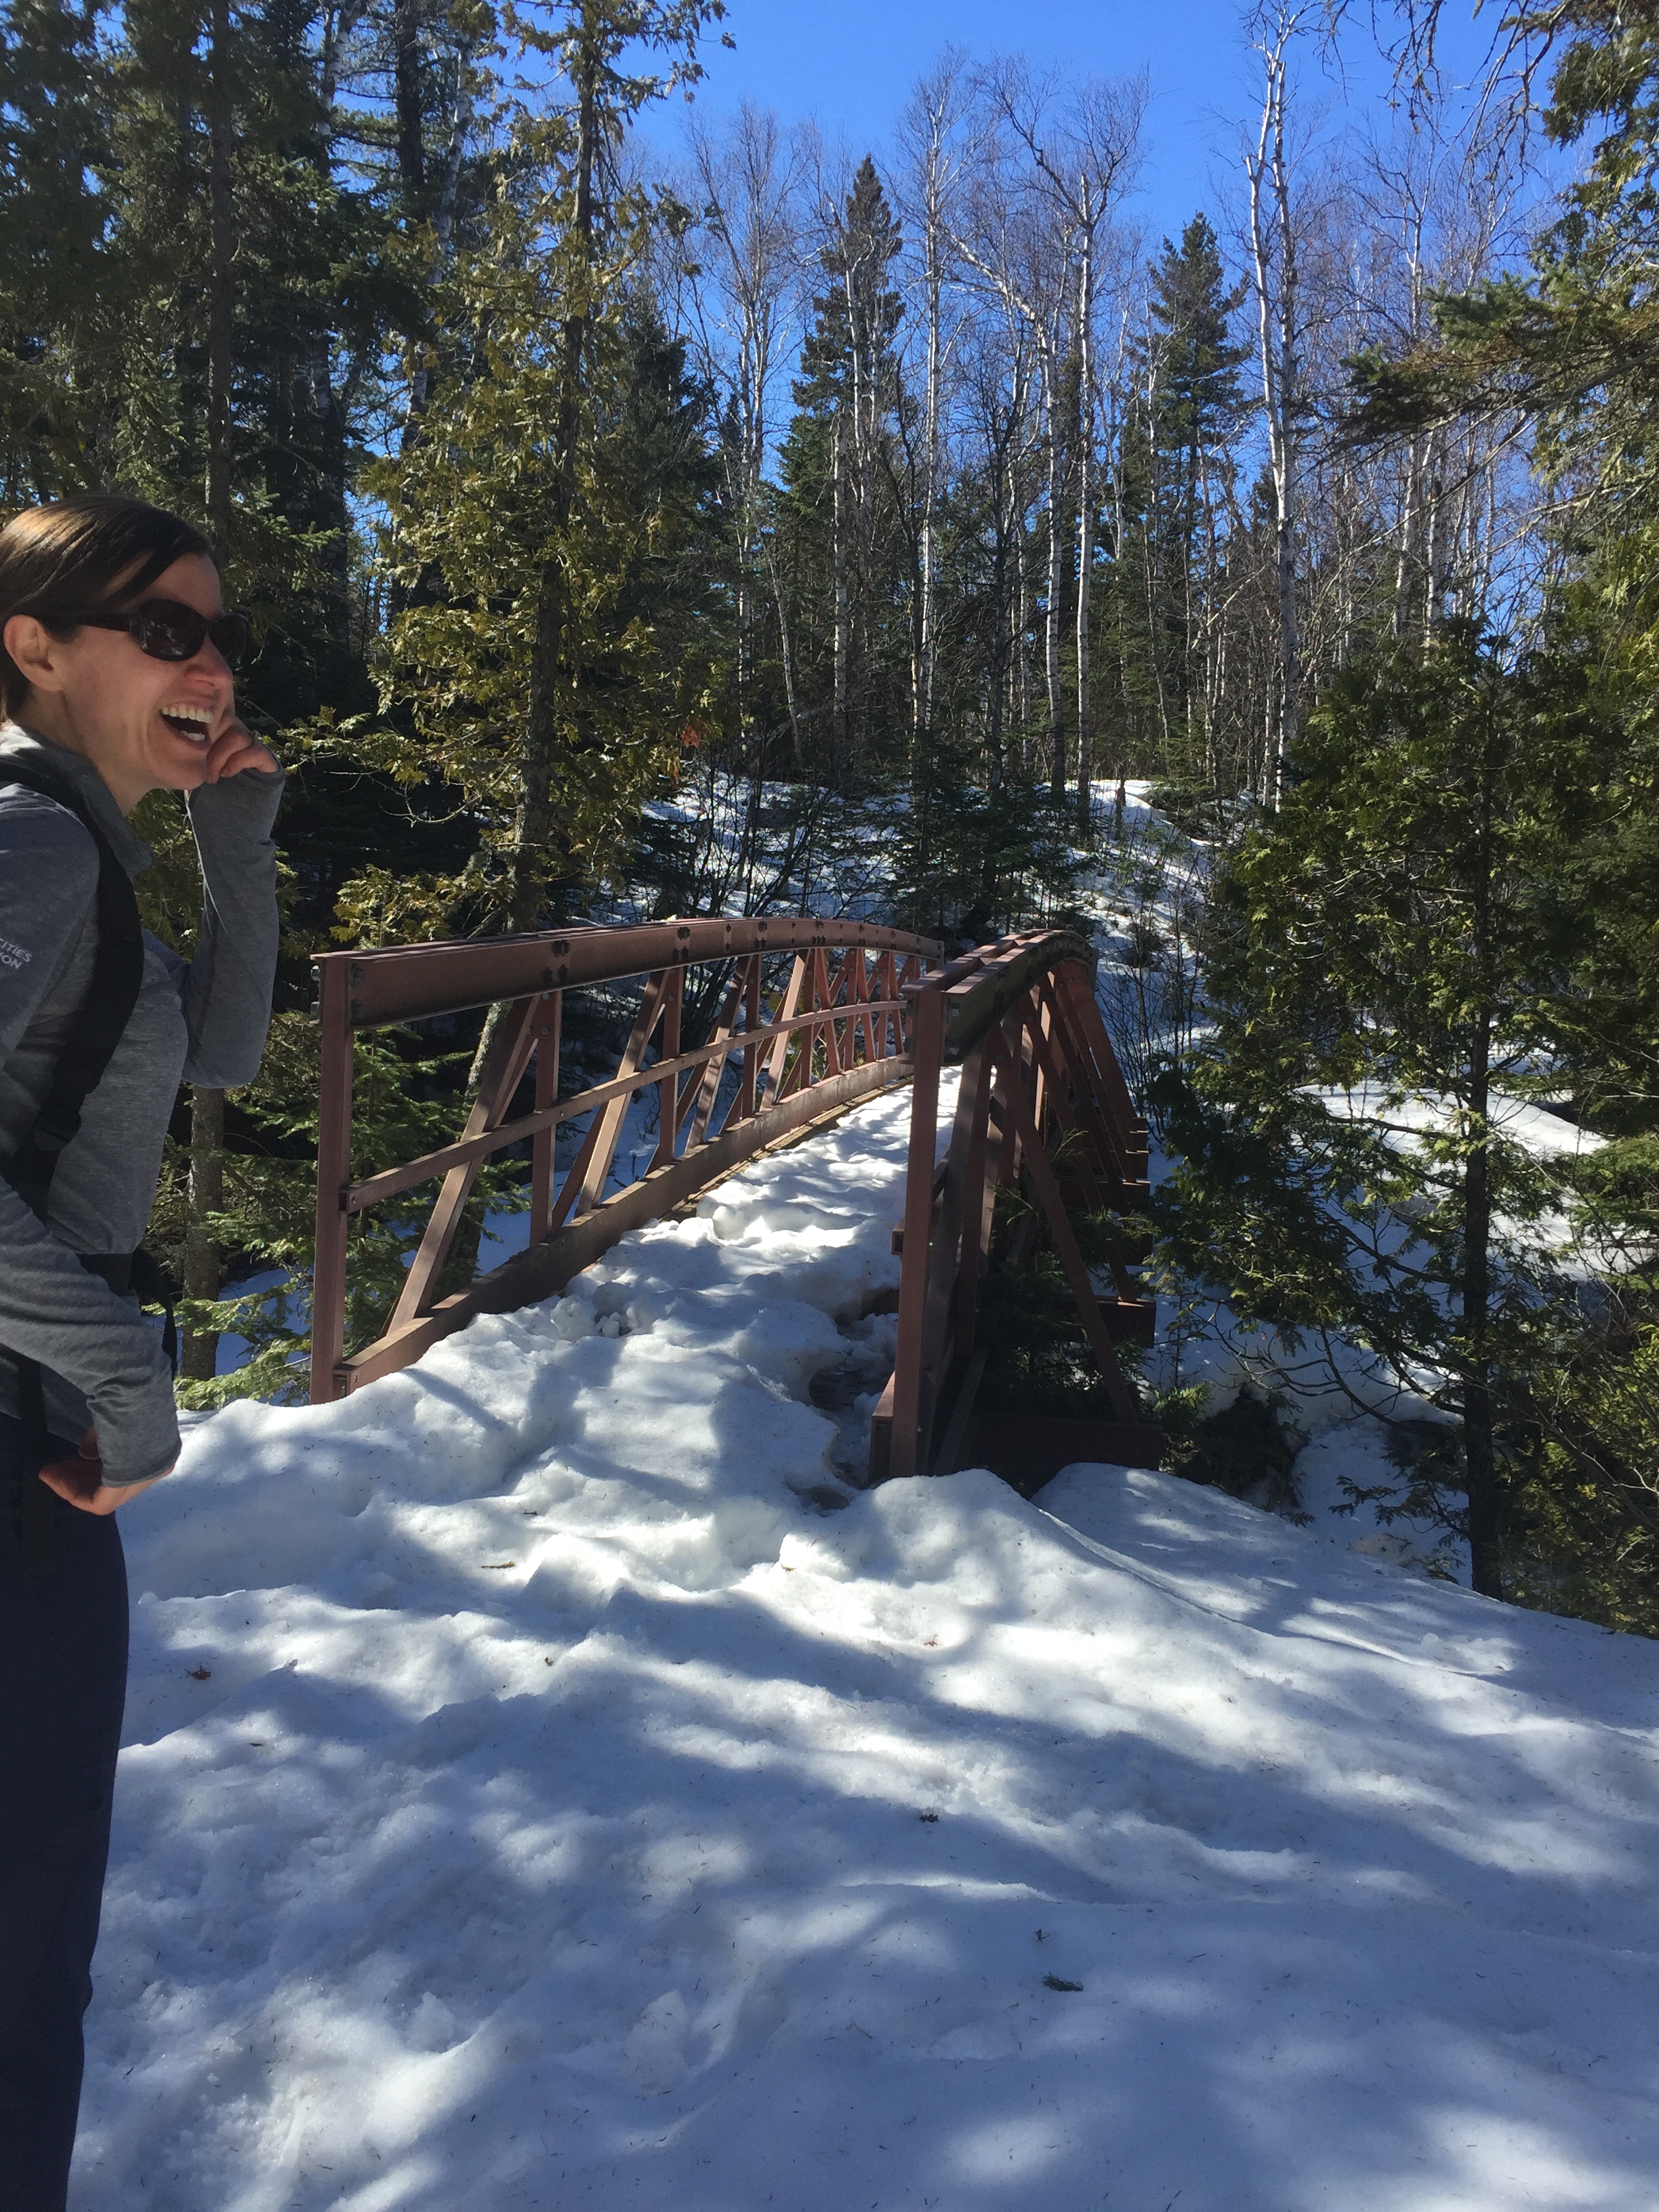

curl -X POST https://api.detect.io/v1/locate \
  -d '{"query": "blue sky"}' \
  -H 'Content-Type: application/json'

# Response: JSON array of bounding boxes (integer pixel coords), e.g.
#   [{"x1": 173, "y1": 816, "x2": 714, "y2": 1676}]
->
[{"x1": 662, "y1": 0, "x2": 1504, "y2": 247}]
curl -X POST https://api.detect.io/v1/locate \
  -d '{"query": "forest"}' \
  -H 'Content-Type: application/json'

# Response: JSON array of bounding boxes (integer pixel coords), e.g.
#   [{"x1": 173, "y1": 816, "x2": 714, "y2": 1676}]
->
[{"x1": 1, "y1": 0, "x2": 1656, "y2": 1628}]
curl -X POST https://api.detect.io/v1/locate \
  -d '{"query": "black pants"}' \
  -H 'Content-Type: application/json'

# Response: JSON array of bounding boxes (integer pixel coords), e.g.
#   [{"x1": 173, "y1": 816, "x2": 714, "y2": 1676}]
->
[{"x1": 0, "y1": 1416, "x2": 128, "y2": 2212}]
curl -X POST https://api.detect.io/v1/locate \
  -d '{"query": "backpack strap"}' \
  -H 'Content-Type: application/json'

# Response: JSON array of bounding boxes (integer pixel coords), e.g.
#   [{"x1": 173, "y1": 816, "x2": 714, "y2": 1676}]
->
[
  {"x1": 1, "y1": 758, "x2": 149, "y2": 1542},
  {"x1": 0, "y1": 757, "x2": 146, "y2": 1220},
  {"x1": 0, "y1": 770, "x2": 178, "y2": 1362}
]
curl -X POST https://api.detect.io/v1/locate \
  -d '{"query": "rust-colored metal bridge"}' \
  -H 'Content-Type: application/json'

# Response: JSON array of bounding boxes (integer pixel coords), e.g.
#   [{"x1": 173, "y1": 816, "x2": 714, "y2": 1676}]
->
[
  {"x1": 309, "y1": 917, "x2": 1159, "y2": 1479},
  {"x1": 876, "y1": 928, "x2": 1160, "y2": 1488}
]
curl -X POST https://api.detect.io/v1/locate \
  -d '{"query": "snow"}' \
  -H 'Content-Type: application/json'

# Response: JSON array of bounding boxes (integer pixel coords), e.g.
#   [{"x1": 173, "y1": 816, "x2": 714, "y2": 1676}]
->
[
  {"x1": 1312, "y1": 1084, "x2": 1607, "y2": 1169},
  {"x1": 76, "y1": 1080, "x2": 1659, "y2": 2212},
  {"x1": 1142, "y1": 1063, "x2": 1617, "y2": 1587},
  {"x1": 1143, "y1": 1288, "x2": 1468, "y2": 1578},
  {"x1": 209, "y1": 1094, "x2": 678, "y2": 1385}
]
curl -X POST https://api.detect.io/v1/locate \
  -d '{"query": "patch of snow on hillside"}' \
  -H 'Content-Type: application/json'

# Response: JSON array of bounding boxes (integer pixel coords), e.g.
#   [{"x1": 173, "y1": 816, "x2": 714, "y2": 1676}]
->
[{"x1": 75, "y1": 1081, "x2": 1659, "y2": 2212}]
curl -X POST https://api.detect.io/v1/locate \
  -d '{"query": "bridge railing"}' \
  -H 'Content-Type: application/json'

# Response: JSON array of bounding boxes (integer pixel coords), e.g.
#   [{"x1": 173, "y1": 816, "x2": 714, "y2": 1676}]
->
[
  {"x1": 869, "y1": 929, "x2": 1162, "y2": 1489},
  {"x1": 310, "y1": 918, "x2": 941, "y2": 1402}
]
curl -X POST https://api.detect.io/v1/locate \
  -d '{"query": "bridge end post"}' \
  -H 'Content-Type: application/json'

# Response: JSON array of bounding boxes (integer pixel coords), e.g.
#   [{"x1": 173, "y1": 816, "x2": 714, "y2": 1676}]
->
[{"x1": 883, "y1": 983, "x2": 945, "y2": 1481}]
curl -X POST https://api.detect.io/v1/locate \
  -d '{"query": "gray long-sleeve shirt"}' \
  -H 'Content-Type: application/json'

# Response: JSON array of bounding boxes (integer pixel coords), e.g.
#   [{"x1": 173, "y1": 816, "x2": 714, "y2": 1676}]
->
[{"x1": 0, "y1": 726, "x2": 283, "y2": 1482}]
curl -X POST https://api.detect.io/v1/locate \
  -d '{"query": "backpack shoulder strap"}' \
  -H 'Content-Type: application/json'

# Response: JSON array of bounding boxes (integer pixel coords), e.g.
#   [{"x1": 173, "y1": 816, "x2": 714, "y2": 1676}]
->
[{"x1": 0, "y1": 758, "x2": 146, "y2": 1221}]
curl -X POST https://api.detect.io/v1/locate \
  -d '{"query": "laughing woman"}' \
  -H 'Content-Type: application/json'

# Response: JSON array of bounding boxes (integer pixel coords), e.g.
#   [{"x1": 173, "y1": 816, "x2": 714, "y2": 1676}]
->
[{"x1": 0, "y1": 496, "x2": 283, "y2": 2211}]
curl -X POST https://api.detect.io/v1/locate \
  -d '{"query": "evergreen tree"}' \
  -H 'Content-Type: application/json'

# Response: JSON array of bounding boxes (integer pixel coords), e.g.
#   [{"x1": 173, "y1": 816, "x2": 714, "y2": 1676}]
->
[
  {"x1": 0, "y1": 0, "x2": 737, "y2": 1397},
  {"x1": 340, "y1": 1, "x2": 731, "y2": 941},
  {"x1": 1158, "y1": 627, "x2": 1626, "y2": 1599},
  {"x1": 0, "y1": 0, "x2": 110, "y2": 497},
  {"x1": 1147, "y1": 215, "x2": 1248, "y2": 775},
  {"x1": 1351, "y1": 6, "x2": 1659, "y2": 552},
  {"x1": 1342, "y1": 5, "x2": 1659, "y2": 1599},
  {"x1": 473, "y1": 0, "x2": 728, "y2": 935},
  {"x1": 352, "y1": 268, "x2": 729, "y2": 937},
  {"x1": 1105, "y1": 214, "x2": 1247, "y2": 792},
  {"x1": 775, "y1": 155, "x2": 909, "y2": 781}
]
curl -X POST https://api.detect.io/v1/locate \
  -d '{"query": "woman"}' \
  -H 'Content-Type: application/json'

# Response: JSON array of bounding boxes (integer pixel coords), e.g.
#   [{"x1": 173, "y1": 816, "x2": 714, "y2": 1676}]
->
[{"x1": 0, "y1": 496, "x2": 283, "y2": 2210}]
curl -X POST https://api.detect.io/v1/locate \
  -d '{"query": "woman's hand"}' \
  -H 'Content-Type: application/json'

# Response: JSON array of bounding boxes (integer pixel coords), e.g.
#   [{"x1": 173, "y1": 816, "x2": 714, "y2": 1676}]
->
[
  {"x1": 204, "y1": 714, "x2": 279, "y2": 785},
  {"x1": 37, "y1": 1430, "x2": 173, "y2": 1515}
]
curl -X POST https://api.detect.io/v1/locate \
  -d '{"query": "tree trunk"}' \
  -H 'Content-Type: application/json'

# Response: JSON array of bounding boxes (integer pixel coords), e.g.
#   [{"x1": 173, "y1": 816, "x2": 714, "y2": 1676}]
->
[
  {"x1": 1044, "y1": 352, "x2": 1066, "y2": 801},
  {"x1": 1424, "y1": 453, "x2": 1448, "y2": 634},
  {"x1": 1200, "y1": 455, "x2": 1221, "y2": 785},
  {"x1": 181, "y1": 1084, "x2": 225, "y2": 1383},
  {"x1": 392, "y1": 0, "x2": 426, "y2": 208},
  {"x1": 1142, "y1": 369, "x2": 1172, "y2": 766},
  {"x1": 1462, "y1": 746, "x2": 1501, "y2": 1598},
  {"x1": 986, "y1": 438, "x2": 1010, "y2": 789},
  {"x1": 1246, "y1": 27, "x2": 1300, "y2": 805},
  {"x1": 405, "y1": 45, "x2": 472, "y2": 438},
  {"x1": 189, "y1": 0, "x2": 237, "y2": 1368},
  {"x1": 841, "y1": 243, "x2": 872, "y2": 771},
  {"x1": 432, "y1": 59, "x2": 472, "y2": 258},
  {"x1": 511, "y1": 28, "x2": 596, "y2": 937},
  {"x1": 1270, "y1": 165, "x2": 1298, "y2": 800},
  {"x1": 1462, "y1": 1012, "x2": 1500, "y2": 1597},
  {"x1": 1016, "y1": 510, "x2": 1031, "y2": 761},
  {"x1": 319, "y1": 1, "x2": 359, "y2": 113},
  {"x1": 1074, "y1": 233, "x2": 1095, "y2": 835},
  {"x1": 920, "y1": 206, "x2": 941, "y2": 750},
  {"x1": 735, "y1": 524, "x2": 752, "y2": 745},
  {"x1": 312, "y1": 9, "x2": 355, "y2": 634},
  {"x1": 765, "y1": 541, "x2": 805, "y2": 769},
  {"x1": 205, "y1": 0, "x2": 234, "y2": 554},
  {"x1": 903, "y1": 60, "x2": 962, "y2": 754},
  {"x1": 832, "y1": 409, "x2": 849, "y2": 764}
]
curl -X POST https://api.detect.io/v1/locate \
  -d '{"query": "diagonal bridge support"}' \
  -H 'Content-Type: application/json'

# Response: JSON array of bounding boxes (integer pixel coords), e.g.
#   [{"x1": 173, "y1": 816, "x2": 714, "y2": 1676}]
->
[
  {"x1": 309, "y1": 918, "x2": 940, "y2": 1401},
  {"x1": 868, "y1": 930, "x2": 1162, "y2": 1491}
]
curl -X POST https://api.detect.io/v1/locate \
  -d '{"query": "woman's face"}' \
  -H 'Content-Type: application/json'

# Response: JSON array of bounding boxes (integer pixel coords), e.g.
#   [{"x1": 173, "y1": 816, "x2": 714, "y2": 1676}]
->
[{"x1": 7, "y1": 553, "x2": 238, "y2": 810}]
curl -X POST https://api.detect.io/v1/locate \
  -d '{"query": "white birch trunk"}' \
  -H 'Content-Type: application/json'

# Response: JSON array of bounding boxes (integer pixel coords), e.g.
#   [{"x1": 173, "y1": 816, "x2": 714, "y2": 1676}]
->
[{"x1": 1245, "y1": 21, "x2": 1301, "y2": 806}]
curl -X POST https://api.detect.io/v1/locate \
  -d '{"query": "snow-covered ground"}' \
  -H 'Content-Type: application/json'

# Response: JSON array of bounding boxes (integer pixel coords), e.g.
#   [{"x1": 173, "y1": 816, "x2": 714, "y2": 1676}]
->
[{"x1": 79, "y1": 1082, "x2": 1659, "y2": 2212}]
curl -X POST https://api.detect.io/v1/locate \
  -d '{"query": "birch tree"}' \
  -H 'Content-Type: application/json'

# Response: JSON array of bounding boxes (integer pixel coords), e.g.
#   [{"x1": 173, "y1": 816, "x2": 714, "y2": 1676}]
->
[
  {"x1": 1243, "y1": 5, "x2": 1309, "y2": 802},
  {"x1": 682, "y1": 102, "x2": 807, "y2": 751},
  {"x1": 1016, "y1": 76, "x2": 1143, "y2": 824},
  {"x1": 895, "y1": 47, "x2": 971, "y2": 745},
  {"x1": 960, "y1": 58, "x2": 1141, "y2": 808}
]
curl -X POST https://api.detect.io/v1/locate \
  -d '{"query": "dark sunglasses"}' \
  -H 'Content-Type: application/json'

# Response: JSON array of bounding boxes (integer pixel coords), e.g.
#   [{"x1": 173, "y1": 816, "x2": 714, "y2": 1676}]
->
[{"x1": 67, "y1": 598, "x2": 253, "y2": 672}]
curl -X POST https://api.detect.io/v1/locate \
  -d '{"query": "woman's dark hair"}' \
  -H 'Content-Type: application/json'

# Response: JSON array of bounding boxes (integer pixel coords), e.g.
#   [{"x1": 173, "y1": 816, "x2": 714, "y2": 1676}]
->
[{"x1": 0, "y1": 495, "x2": 216, "y2": 718}]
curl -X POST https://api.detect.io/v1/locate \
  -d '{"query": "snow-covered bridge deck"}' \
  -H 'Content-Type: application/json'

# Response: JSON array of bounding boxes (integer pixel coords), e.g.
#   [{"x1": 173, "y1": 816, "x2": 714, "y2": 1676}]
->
[{"x1": 81, "y1": 1081, "x2": 1659, "y2": 2211}]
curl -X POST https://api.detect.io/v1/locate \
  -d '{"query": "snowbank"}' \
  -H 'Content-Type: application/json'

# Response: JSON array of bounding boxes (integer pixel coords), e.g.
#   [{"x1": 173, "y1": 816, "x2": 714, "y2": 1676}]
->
[{"x1": 77, "y1": 1087, "x2": 1659, "y2": 2211}]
